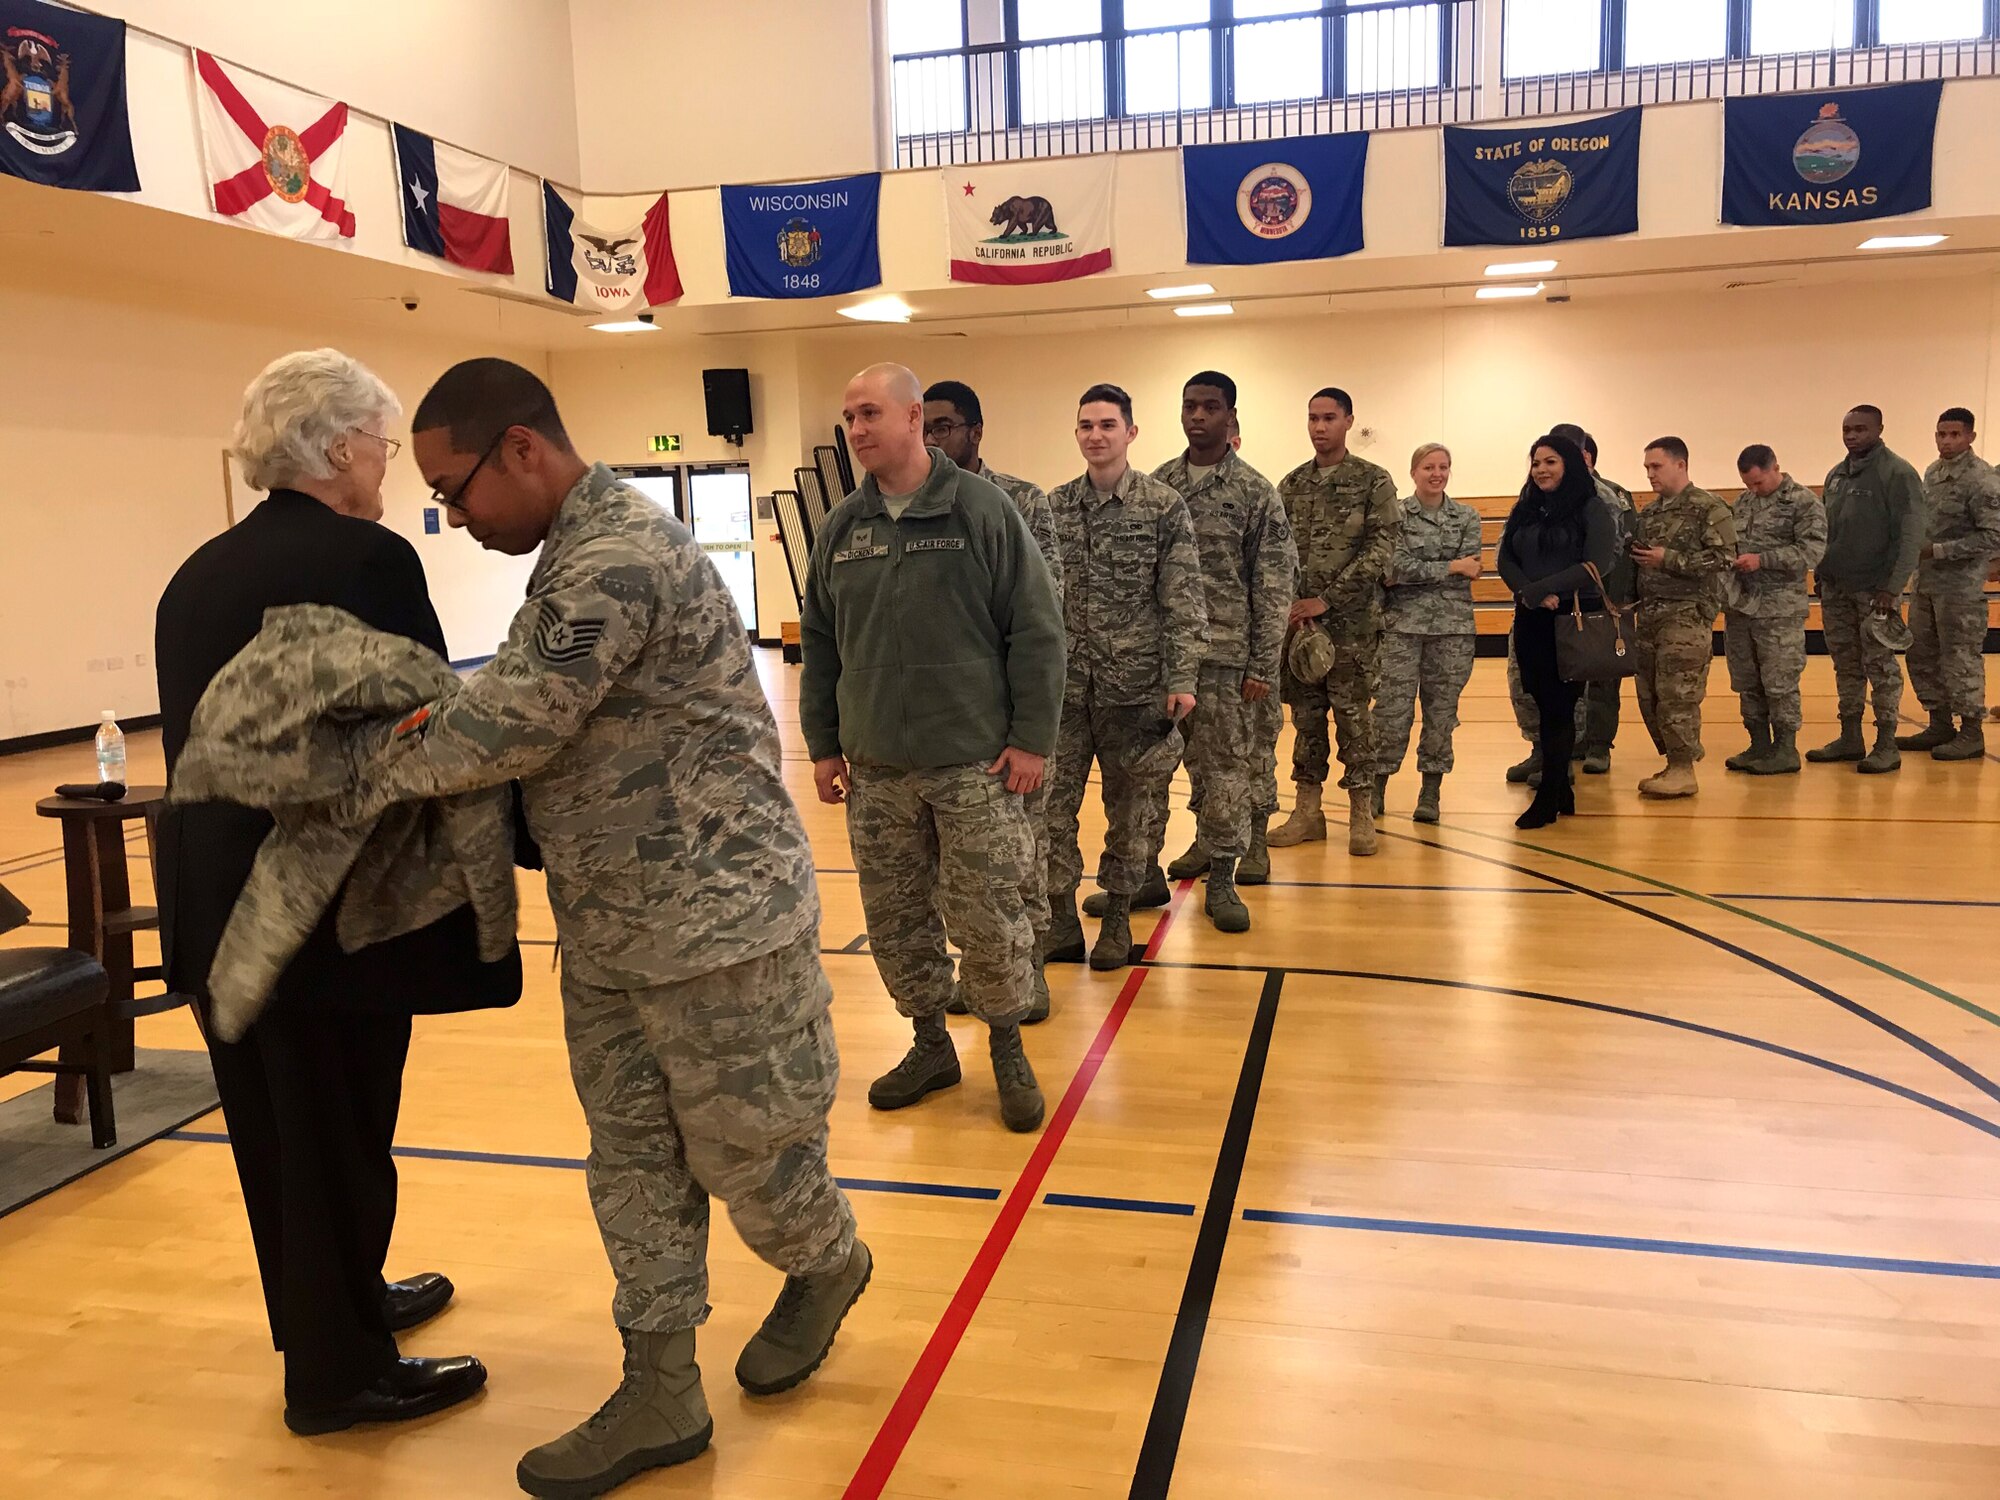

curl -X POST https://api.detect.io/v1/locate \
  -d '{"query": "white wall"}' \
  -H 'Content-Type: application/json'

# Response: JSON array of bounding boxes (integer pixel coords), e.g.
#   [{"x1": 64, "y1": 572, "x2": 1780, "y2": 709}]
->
[
  {"x1": 0, "y1": 262, "x2": 542, "y2": 740},
  {"x1": 98, "y1": 0, "x2": 582, "y2": 180},
  {"x1": 787, "y1": 270, "x2": 2000, "y2": 503},
  {"x1": 568, "y1": 0, "x2": 881, "y2": 191}
]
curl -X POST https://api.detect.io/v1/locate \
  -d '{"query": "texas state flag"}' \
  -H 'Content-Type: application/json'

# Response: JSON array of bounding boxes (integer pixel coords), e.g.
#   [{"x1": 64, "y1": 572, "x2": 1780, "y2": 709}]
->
[{"x1": 392, "y1": 123, "x2": 512, "y2": 274}]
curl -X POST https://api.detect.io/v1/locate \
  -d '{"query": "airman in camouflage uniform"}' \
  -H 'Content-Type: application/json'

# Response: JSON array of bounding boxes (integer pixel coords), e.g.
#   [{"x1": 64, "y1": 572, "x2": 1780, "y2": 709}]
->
[
  {"x1": 380, "y1": 360, "x2": 868, "y2": 1495},
  {"x1": 1629, "y1": 439, "x2": 1735, "y2": 799},
  {"x1": 1898, "y1": 408, "x2": 2000, "y2": 761},
  {"x1": 922, "y1": 382, "x2": 1066, "y2": 1020},
  {"x1": 1046, "y1": 383, "x2": 1207, "y2": 971},
  {"x1": 1374, "y1": 443, "x2": 1483, "y2": 824},
  {"x1": 1271, "y1": 388, "x2": 1399, "y2": 856},
  {"x1": 1809, "y1": 406, "x2": 1926, "y2": 774},
  {"x1": 1143, "y1": 372, "x2": 1296, "y2": 934},
  {"x1": 1507, "y1": 427, "x2": 1634, "y2": 782},
  {"x1": 806, "y1": 368, "x2": 1064, "y2": 1139},
  {"x1": 1723, "y1": 447, "x2": 1826, "y2": 776}
]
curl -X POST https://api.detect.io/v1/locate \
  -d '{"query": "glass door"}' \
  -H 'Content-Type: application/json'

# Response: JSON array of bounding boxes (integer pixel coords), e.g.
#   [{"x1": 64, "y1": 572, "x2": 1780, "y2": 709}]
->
[
  {"x1": 613, "y1": 464, "x2": 685, "y2": 524},
  {"x1": 687, "y1": 464, "x2": 759, "y2": 636}
]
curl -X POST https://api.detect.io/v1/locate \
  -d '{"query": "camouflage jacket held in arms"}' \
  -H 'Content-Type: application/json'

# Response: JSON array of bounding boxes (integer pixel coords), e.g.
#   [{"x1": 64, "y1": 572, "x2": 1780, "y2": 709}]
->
[{"x1": 170, "y1": 603, "x2": 519, "y2": 1043}]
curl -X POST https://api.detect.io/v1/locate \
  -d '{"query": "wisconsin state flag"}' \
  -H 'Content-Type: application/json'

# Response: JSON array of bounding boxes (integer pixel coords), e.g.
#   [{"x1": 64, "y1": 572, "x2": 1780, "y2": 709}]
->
[
  {"x1": 193, "y1": 50, "x2": 352, "y2": 240},
  {"x1": 542, "y1": 182, "x2": 682, "y2": 312},
  {"x1": 393, "y1": 123, "x2": 511, "y2": 274}
]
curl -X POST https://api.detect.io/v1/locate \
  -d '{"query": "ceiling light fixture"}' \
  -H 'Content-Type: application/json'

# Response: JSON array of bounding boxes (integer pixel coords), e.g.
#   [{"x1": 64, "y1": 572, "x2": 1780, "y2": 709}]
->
[
  {"x1": 1147, "y1": 283, "x2": 1216, "y2": 300},
  {"x1": 838, "y1": 295, "x2": 914, "y2": 323},
  {"x1": 1484, "y1": 258, "x2": 1557, "y2": 276},
  {"x1": 1858, "y1": 233, "x2": 1947, "y2": 251},
  {"x1": 589, "y1": 318, "x2": 662, "y2": 333},
  {"x1": 1475, "y1": 282, "x2": 1544, "y2": 300},
  {"x1": 1173, "y1": 302, "x2": 1234, "y2": 318}
]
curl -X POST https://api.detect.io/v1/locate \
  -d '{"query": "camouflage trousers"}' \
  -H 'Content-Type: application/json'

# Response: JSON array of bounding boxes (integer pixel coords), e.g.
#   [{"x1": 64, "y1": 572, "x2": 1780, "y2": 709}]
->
[
  {"x1": 1508, "y1": 632, "x2": 1621, "y2": 752},
  {"x1": 562, "y1": 929, "x2": 856, "y2": 1334},
  {"x1": 1375, "y1": 631, "x2": 1476, "y2": 776},
  {"x1": 1047, "y1": 687, "x2": 1175, "y2": 898},
  {"x1": 1175, "y1": 663, "x2": 1270, "y2": 858},
  {"x1": 848, "y1": 761, "x2": 1036, "y2": 1026},
  {"x1": 1180, "y1": 686, "x2": 1281, "y2": 830},
  {"x1": 1723, "y1": 610, "x2": 1807, "y2": 731},
  {"x1": 1908, "y1": 590, "x2": 1990, "y2": 718},
  {"x1": 1820, "y1": 589, "x2": 1908, "y2": 729},
  {"x1": 1282, "y1": 631, "x2": 1379, "y2": 791},
  {"x1": 1634, "y1": 602, "x2": 1714, "y2": 761}
]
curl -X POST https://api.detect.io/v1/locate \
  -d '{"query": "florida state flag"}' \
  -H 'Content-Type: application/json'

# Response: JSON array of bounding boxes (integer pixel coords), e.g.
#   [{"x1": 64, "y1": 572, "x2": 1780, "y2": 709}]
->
[{"x1": 194, "y1": 50, "x2": 353, "y2": 240}]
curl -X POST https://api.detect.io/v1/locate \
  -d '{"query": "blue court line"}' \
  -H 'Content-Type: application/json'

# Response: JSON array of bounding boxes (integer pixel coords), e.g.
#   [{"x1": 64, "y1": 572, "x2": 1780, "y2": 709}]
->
[
  {"x1": 1239, "y1": 1209, "x2": 2000, "y2": 1281},
  {"x1": 1044, "y1": 1192, "x2": 1197, "y2": 1216},
  {"x1": 163, "y1": 1131, "x2": 1000, "y2": 1201}
]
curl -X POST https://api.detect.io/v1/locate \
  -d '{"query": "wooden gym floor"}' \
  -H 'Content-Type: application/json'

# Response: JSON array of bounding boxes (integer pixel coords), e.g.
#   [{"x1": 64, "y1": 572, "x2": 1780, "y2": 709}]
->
[{"x1": 2, "y1": 650, "x2": 1997, "y2": 1499}]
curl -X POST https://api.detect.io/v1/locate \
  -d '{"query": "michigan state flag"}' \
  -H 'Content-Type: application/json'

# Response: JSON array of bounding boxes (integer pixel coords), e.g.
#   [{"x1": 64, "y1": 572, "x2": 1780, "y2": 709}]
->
[
  {"x1": 1722, "y1": 81, "x2": 1941, "y2": 227},
  {"x1": 1443, "y1": 108, "x2": 1639, "y2": 247},
  {"x1": 0, "y1": 0, "x2": 139, "y2": 192},
  {"x1": 722, "y1": 173, "x2": 880, "y2": 299},
  {"x1": 1183, "y1": 133, "x2": 1368, "y2": 266}
]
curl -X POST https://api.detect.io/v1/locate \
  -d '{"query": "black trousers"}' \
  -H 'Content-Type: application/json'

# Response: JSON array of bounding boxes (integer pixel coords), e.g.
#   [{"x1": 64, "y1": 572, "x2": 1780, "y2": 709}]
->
[
  {"x1": 1513, "y1": 607, "x2": 1581, "y2": 798},
  {"x1": 205, "y1": 1002, "x2": 412, "y2": 1407}
]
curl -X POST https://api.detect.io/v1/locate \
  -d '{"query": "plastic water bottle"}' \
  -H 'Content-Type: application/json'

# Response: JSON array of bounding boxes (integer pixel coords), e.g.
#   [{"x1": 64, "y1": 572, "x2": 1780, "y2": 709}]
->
[{"x1": 95, "y1": 711, "x2": 126, "y2": 785}]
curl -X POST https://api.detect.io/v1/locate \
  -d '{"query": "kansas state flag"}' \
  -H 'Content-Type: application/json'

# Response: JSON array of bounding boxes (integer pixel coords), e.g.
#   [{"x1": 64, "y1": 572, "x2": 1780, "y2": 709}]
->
[
  {"x1": 1722, "y1": 81, "x2": 1941, "y2": 227},
  {"x1": 722, "y1": 173, "x2": 880, "y2": 299},
  {"x1": 1183, "y1": 134, "x2": 1368, "y2": 266},
  {"x1": 0, "y1": 0, "x2": 139, "y2": 192}
]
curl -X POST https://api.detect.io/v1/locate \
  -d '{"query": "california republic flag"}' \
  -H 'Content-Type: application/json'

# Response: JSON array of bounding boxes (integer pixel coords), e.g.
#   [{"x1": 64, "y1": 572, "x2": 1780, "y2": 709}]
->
[
  {"x1": 193, "y1": 50, "x2": 353, "y2": 239},
  {"x1": 947, "y1": 156, "x2": 1113, "y2": 285}
]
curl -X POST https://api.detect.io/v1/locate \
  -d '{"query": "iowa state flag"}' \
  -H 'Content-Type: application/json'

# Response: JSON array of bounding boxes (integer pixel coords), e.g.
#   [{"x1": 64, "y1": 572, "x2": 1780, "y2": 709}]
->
[
  {"x1": 1184, "y1": 133, "x2": 1368, "y2": 266},
  {"x1": 393, "y1": 123, "x2": 511, "y2": 274},
  {"x1": 542, "y1": 182, "x2": 683, "y2": 312},
  {"x1": 194, "y1": 50, "x2": 352, "y2": 239},
  {"x1": 0, "y1": 0, "x2": 140, "y2": 192},
  {"x1": 947, "y1": 157, "x2": 1113, "y2": 285}
]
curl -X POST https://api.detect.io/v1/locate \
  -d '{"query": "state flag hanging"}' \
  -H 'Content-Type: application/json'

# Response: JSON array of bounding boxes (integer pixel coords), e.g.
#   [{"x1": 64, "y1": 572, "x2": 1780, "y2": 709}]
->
[
  {"x1": 1443, "y1": 108, "x2": 1640, "y2": 247},
  {"x1": 0, "y1": 0, "x2": 140, "y2": 193},
  {"x1": 193, "y1": 50, "x2": 353, "y2": 240},
  {"x1": 721, "y1": 172, "x2": 880, "y2": 299},
  {"x1": 542, "y1": 181, "x2": 683, "y2": 312},
  {"x1": 947, "y1": 157, "x2": 1113, "y2": 285},
  {"x1": 1722, "y1": 81, "x2": 1941, "y2": 227},
  {"x1": 393, "y1": 123, "x2": 511, "y2": 274},
  {"x1": 1183, "y1": 133, "x2": 1368, "y2": 266}
]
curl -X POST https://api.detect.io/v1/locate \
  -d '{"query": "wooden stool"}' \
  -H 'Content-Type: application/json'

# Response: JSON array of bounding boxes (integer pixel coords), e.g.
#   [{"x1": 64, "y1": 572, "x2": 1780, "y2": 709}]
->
[{"x1": 33, "y1": 787, "x2": 193, "y2": 1124}]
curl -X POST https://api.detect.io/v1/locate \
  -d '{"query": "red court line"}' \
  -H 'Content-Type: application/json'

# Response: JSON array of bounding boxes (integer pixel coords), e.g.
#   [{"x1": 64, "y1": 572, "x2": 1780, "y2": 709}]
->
[{"x1": 842, "y1": 881, "x2": 1196, "y2": 1500}]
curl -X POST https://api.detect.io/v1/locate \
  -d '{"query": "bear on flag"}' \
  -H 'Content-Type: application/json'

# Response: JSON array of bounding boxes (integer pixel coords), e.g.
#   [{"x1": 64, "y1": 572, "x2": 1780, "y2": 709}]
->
[
  {"x1": 193, "y1": 50, "x2": 353, "y2": 240},
  {"x1": 542, "y1": 181, "x2": 683, "y2": 313},
  {"x1": 947, "y1": 157, "x2": 1113, "y2": 285}
]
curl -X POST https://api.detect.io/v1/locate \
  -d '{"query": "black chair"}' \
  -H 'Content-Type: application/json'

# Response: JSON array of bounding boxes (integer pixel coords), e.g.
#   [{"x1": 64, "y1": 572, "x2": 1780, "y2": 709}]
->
[{"x1": 0, "y1": 880, "x2": 116, "y2": 1149}]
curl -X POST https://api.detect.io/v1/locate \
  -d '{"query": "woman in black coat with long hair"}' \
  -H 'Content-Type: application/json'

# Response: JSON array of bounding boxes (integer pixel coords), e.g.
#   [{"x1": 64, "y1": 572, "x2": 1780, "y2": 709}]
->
[{"x1": 1497, "y1": 433, "x2": 1619, "y2": 829}]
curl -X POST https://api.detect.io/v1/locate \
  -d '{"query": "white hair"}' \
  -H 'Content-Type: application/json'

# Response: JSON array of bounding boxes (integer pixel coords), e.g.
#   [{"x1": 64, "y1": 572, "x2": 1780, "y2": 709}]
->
[{"x1": 231, "y1": 348, "x2": 401, "y2": 492}]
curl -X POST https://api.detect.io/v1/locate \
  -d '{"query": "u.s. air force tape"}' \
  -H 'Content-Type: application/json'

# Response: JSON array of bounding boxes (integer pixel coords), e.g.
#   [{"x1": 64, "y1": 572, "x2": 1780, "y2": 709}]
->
[{"x1": 534, "y1": 602, "x2": 609, "y2": 665}]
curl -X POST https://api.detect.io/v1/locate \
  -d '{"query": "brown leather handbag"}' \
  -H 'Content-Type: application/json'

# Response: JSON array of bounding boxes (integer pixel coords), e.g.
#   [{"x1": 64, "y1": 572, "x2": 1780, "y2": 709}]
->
[{"x1": 1555, "y1": 562, "x2": 1636, "y2": 683}]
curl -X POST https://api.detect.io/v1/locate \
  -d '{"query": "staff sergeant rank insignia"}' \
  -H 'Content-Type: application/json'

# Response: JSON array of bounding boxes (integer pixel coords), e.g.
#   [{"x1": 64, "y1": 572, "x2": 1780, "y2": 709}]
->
[{"x1": 534, "y1": 603, "x2": 609, "y2": 665}]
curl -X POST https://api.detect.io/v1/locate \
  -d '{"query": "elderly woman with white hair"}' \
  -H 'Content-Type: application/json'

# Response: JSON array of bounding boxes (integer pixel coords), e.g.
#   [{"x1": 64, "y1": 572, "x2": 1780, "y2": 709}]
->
[
  {"x1": 1371, "y1": 442, "x2": 1485, "y2": 824},
  {"x1": 154, "y1": 349, "x2": 517, "y2": 1435}
]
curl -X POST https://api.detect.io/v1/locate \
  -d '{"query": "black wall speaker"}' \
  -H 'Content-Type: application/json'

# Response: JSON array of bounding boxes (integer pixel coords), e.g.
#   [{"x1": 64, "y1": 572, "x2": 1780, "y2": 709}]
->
[{"x1": 704, "y1": 368, "x2": 753, "y2": 442}]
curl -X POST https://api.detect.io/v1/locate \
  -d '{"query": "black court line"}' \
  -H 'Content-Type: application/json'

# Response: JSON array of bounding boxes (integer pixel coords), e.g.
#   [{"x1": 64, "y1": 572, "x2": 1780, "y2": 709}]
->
[
  {"x1": 1128, "y1": 969, "x2": 1282, "y2": 1500},
  {"x1": 1378, "y1": 828, "x2": 2000, "y2": 1111},
  {"x1": 1143, "y1": 960, "x2": 2000, "y2": 1145}
]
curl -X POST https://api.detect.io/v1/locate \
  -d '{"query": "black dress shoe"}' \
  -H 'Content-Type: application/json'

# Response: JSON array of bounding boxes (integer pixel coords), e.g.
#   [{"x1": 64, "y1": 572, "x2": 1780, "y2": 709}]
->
[
  {"x1": 284, "y1": 1355, "x2": 488, "y2": 1435},
  {"x1": 384, "y1": 1271, "x2": 455, "y2": 1332}
]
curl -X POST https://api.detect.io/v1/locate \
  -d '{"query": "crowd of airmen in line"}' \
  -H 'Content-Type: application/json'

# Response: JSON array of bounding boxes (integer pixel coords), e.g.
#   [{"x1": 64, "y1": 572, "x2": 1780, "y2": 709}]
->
[{"x1": 801, "y1": 366, "x2": 2000, "y2": 1139}]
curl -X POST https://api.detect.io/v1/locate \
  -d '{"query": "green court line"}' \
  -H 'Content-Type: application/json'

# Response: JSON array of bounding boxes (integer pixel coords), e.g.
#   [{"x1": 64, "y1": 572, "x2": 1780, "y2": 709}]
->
[{"x1": 1431, "y1": 821, "x2": 2000, "y2": 1030}]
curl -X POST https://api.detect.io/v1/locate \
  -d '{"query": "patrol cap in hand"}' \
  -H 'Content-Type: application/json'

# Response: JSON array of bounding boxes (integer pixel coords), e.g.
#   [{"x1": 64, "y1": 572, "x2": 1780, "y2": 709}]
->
[
  {"x1": 1125, "y1": 718, "x2": 1186, "y2": 778},
  {"x1": 1287, "y1": 623, "x2": 1336, "y2": 686},
  {"x1": 1865, "y1": 610, "x2": 1913, "y2": 653}
]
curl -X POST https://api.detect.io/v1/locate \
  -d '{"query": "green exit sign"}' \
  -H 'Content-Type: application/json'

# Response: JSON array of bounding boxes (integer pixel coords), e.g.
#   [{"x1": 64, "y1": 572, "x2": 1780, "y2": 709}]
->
[{"x1": 650, "y1": 433, "x2": 682, "y2": 454}]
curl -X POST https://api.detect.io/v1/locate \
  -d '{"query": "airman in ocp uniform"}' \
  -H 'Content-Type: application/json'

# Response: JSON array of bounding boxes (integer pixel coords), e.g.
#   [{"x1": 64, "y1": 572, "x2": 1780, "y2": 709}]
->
[
  {"x1": 1898, "y1": 406, "x2": 2000, "y2": 762},
  {"x1": 1723, "y1": 444, "x2": 1825, "y2": 776}
]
